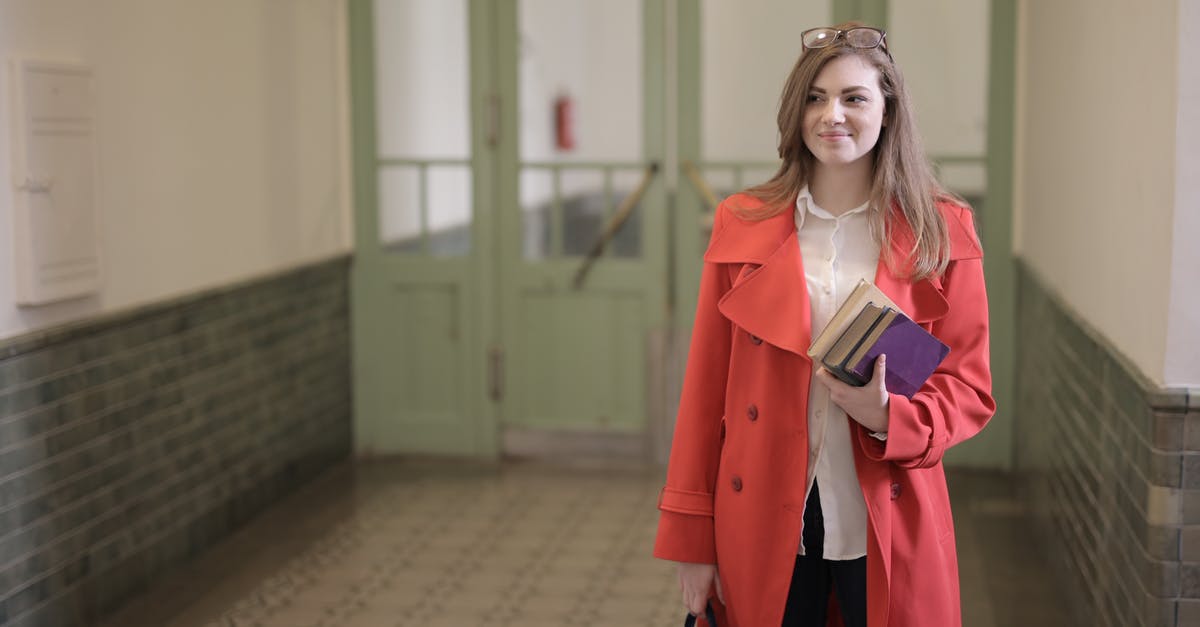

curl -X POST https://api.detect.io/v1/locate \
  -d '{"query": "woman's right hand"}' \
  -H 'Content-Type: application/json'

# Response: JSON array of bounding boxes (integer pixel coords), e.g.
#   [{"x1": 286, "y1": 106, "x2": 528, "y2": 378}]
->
[{"x1": 676, "y1": 561, "x2": 724, "y2": 616}]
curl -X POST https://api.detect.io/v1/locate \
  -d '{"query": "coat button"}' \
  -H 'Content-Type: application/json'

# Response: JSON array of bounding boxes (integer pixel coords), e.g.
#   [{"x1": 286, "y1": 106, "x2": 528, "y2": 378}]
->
[
  {"x1": 890, "y1": 482, "x2": 902, "y2": 500},
  {"x1": 747, "y1": 404, "x2": 758, "y2": 421},
  {"x1": 750, "y1": 334, "x2": 763, "y2": 345},
  {"x1": 731, "y1": 476, "x2": 743, "y2": 492}
]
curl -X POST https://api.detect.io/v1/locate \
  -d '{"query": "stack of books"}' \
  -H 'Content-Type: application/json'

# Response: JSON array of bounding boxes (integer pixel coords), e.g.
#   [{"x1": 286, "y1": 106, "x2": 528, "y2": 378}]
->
[{"x1": 807, "y1": 280, "x2": 950, "y2": 399}]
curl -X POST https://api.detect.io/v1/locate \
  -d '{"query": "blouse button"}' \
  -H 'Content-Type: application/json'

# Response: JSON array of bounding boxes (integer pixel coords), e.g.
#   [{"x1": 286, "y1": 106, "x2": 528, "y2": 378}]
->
[
  {"x1": 731, "y1": 476, "x2": 743, "y2": 492},
  {"x1": 890, "y1": 482, "x2": 903, "y2": 500},
  {"x1": 747, "y1": 404, "x2": 758, "y2": 421},
  {"x1": 749, "y1": 334, "x2": 763, "y2": 345}
]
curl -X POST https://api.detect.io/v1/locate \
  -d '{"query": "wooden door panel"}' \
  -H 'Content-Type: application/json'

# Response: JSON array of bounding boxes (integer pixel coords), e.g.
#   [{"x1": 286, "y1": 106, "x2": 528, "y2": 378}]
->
[
  {"x1": 387, "y1": 285, "x2": 464, "y2": 419},
  {"x1": 510, "y1": 291, "x2": 645, "y2": 432}
]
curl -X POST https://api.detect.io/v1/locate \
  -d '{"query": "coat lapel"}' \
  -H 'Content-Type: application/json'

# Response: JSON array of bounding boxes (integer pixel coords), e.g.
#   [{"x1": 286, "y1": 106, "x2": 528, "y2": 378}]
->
[
  {"x1": 703, "y1": 199, "x2": 955, "y2": 357},
  {"x1": 705, "y1": 208, "x2": 813, "y2": 357},
  {"x1": 875, "y1": 266, "x2": 949, "y2": 323}
]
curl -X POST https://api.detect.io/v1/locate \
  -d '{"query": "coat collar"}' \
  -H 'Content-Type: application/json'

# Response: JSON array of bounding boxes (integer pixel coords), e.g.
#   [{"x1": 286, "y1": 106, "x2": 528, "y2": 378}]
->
[{"x1": 704, "y1": 194, "x2": 956, "y2": 358}]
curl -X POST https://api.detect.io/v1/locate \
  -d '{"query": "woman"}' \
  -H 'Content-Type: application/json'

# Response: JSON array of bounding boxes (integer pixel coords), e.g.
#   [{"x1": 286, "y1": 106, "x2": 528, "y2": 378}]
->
[{"x1": 654, "y1": 23, "x2": 995, "y2": 627}]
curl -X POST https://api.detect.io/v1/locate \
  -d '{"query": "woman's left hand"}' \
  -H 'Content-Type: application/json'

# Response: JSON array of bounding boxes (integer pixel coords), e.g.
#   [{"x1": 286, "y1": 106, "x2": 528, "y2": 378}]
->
[{"x1": 815, "y1": 354, "x2": 890, "y2": 433}]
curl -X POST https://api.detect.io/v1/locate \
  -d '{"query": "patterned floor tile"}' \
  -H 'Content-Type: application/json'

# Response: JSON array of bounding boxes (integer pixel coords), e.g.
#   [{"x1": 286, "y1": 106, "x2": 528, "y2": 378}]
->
[{"x1": 99, "y1": 461, "x2": 1070, "y2": 627}]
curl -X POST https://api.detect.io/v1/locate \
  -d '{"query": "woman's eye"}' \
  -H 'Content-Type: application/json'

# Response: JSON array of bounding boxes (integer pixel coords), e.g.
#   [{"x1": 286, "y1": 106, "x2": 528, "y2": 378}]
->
[
  {"x1": 846, "y1": 95, "x2": 867, "y2": 103},
  {"x1": 807, "y1": 94, "x2": 824, "y2": 103}
]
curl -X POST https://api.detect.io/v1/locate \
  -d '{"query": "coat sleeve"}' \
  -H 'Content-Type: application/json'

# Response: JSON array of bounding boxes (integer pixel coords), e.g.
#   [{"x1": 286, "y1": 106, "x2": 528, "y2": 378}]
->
[
  {"x1": 857, "y1": 205, "x2": 996, "y2": 468},
  {"x1": 653, "y1": 204, "x2": 734, "y2": 564}
]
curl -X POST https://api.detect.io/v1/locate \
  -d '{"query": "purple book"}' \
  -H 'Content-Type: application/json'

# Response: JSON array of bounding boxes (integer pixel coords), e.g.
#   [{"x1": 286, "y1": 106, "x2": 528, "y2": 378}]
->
[{"x1": 847, "y1": 313, "x2": 950, "y2": 399}]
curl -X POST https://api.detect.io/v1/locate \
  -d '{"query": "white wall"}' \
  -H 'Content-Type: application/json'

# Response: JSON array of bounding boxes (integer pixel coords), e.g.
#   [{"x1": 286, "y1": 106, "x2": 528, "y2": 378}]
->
[
  {"x1": 1165, "y1": 0, "x2": 1200, "y2": 386},
  {"x1": 1014, "y1": 0, "x2": 1188, "y2": 385},
  {"x1": 0, "y1": 0, "x2": 351, "y2": 340}
]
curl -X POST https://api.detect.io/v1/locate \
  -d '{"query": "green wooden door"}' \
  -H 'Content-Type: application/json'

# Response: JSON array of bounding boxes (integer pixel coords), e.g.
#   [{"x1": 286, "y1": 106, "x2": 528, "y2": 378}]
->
[
  {"x1": 493, "y1": 0, "x2": 669, "y2": 454},
  {"x1": 350, "y1": 0, "x2": 668, "y2": 459},
  {"x1": 350, "y1": 0, "x2": 500, "y2": 457}
]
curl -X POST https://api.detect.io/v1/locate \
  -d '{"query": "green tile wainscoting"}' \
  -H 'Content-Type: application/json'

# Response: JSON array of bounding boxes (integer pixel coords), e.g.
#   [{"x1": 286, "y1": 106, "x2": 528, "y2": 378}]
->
[
  {"x1": 1015, "y1": 260, "x2": 1200, "y2": 627},
  {"x1": 0, "y1": 256, "x2": 353, "y2": 627}
]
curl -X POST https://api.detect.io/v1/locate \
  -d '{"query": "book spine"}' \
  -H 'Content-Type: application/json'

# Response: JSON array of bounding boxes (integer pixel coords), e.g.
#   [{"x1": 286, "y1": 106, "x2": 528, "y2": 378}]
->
[
  {"x1": 825, "y1": 363, "x2": 869, "y2": 387},
  {"x1": 845, "y1": 309, "x2": 898, "y2": 370}
]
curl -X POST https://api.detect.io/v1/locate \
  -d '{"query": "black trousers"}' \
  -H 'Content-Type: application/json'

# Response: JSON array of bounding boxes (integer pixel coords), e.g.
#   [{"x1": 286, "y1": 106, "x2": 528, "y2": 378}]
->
[{"x1": 781, "y1": 483, "x2": 867, "y2": 627}]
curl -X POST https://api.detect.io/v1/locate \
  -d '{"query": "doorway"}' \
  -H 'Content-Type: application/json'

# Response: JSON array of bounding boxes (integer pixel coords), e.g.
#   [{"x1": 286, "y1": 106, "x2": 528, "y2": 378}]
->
[
  {"x1": 348, "y1": 0, "x2": 1014, "y2": 470},
  {"x1": 350, "y1": 0, "x2": 668, "y2": 459}
]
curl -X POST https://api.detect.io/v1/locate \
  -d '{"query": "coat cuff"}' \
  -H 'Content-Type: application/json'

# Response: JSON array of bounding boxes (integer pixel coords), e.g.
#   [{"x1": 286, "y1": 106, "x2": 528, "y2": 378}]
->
[
  {"x1": 653, "y1": 510, "x2": 717, "y2": 564},
  {"x1": 658, "y1": 486, "x2": 714, "y2": 516},
  {"x1": 857, "y1": 393, "x2": 941, "y2": 466}
]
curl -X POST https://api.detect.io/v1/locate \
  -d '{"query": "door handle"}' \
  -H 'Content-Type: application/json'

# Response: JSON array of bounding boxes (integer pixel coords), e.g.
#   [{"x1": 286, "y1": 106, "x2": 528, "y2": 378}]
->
[{"x1": 487, "y1": 345, "x2": 505, "y2": 401}]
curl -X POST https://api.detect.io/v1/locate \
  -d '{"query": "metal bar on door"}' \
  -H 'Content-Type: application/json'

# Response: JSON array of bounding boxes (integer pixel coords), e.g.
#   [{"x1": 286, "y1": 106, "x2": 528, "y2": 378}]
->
[{"x1": 571, "y1": 162, "x2": 658, "y2": 289}]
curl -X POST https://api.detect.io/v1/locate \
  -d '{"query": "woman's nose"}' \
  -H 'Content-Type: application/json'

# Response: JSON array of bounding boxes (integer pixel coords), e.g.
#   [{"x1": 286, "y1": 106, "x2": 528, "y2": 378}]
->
[{"x1": 821, "y1": 101, "x2": 845, "y2": 124}]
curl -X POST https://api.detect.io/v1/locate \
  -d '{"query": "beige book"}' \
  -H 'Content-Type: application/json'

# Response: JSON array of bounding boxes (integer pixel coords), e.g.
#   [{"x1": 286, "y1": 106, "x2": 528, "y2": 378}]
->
[
  {"x1": 845, "y1": 307, "x2": 901, "y2": 369},
  {"x1": 822, "y1": 303, "x2": 888, "y2": 370},
  {"x1": 807, "y1": 279, "x2": 902, "y2": 360}
]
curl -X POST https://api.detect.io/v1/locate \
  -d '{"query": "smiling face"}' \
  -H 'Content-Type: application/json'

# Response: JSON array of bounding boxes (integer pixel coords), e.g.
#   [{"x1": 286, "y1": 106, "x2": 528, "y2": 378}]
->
[{"x1": 801, "y1": 54, "x2": 887, "y2": 171}]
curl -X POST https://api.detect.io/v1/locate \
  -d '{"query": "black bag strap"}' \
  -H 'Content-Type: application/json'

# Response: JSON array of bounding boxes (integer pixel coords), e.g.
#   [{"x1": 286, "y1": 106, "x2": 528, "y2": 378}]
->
[{"x1": 683, "y1": 603, "x2": 718, "y2": 626}]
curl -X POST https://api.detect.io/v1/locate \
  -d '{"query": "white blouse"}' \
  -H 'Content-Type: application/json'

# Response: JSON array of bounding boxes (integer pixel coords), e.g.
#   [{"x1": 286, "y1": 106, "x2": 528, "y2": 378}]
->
[{"x1": 795, "y1": 186, "x2": 881, "y2": 560}]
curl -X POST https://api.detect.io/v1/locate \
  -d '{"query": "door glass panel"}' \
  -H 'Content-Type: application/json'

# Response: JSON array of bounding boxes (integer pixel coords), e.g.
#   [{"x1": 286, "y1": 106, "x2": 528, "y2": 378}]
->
[
  {"x1": 701, "y1": 0, "x2": 828, "y2": 163},
  {"x1": 426, "y1": 165, "x2": 473, "y2": 257},
  {"x1": 519, "y1": 167, "x2": 643, "y2": 260},
  {"x1": 378, "y1": 166, "x2": 422, "y2": 253},
  {"x1": 518, "y1": 0, "x2": 643, "y2": 260},
  {"x1": 374, "y1": 0, "x2": 472, "y2": 255},
  {"x1": 519, "y1": 168, "x2": 554, "y2": 259},
  {"x1": 889, "y1": 0, "x2": 989, "y2": 205},
  {"x1": 697, "y1": 0, "x2": 827, "y2": 250},
  {"x1": 607, "y1": 168, "x2": 644, "y2": 258},
  {"x1": 558, "y1": 169, "x2": 605, "y2": 258},
  {"x1": 377, "y1": 164, "x2": 473, "y2": 256}
]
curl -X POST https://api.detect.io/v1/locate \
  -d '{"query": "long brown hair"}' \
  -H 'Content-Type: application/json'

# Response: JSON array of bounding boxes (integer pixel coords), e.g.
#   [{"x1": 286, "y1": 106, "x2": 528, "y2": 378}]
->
[{"x1": 741, "y1": 22, "x2": 955, "y2": 280}]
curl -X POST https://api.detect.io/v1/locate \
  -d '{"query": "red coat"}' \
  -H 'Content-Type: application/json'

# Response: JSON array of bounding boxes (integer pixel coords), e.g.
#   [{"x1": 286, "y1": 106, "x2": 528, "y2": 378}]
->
[{"x1": 654, "y1": 193, "x2": 995, "y2": 627}]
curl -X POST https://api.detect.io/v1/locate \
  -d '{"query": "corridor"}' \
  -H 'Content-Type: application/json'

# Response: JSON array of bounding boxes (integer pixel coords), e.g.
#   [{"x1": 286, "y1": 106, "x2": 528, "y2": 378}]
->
[
  {"x1": 1, "y1": 1, "x2": 1197, "y2": 626},
  {"x1": 100, "y1": 460, "x2": 1070, "y2": 627}
]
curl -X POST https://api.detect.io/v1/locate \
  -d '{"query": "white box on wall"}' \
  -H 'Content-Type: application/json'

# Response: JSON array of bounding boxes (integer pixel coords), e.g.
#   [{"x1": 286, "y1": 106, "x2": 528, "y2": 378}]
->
[{"x1": 9, "y1": 59, "x2": 101, "y2": 306}]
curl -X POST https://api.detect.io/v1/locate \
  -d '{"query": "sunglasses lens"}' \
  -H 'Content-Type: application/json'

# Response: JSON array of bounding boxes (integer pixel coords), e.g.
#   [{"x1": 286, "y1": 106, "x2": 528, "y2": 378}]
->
[
  {"x1": 803, "y1": 28, "x2": 839, "y2": 48},
  {"x1": 845, "y1": 28, "x2": 883, "y2": 49}
]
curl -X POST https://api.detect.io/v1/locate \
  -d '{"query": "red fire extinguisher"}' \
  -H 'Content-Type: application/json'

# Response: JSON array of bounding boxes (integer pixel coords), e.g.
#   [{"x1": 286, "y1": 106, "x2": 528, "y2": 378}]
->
[{"x1": 554, "y1": 93, "x2": 575, "y2": 151}]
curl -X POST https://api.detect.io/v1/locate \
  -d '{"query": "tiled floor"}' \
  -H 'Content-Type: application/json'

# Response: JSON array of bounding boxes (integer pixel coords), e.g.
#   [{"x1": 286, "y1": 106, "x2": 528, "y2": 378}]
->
[{"x1": 101, "y1": 459, "x2": 1071, "y2": 627}]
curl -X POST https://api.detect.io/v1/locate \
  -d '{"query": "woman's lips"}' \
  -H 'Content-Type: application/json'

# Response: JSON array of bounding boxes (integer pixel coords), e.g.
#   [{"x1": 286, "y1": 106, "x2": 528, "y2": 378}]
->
[{"x1": 819, "y1": 133, "x2": 850, "y2": 141}]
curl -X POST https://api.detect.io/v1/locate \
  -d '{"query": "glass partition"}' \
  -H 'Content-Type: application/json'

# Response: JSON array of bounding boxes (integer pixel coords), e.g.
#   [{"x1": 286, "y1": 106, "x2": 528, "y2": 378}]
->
[
  {"x1": 374, "y1": 0, "x2": 473, "y2": 256},
  {"x1": 518, "y1": 0, "x2": 644, "y2": 261}
]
